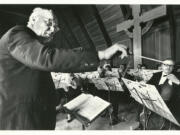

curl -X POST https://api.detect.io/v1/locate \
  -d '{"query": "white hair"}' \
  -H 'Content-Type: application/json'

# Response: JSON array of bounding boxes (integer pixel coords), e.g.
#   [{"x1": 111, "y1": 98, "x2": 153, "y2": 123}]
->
[{"x1": 27, "y1": 7, "x2": 56, "y2": 29}]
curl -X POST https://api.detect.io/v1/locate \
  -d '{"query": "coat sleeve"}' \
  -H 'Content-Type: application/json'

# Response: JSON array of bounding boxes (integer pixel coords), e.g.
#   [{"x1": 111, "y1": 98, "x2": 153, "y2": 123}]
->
[{"x1": 7, "y1": 28, "x2": 99, "y2": 72}]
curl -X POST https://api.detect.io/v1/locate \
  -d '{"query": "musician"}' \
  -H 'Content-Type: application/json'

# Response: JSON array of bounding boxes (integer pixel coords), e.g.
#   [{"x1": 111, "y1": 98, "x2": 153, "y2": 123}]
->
[
  {"x1": 97, "y1": 65, "x2": 106, "y2": 78},
  {"x1": 64, "y1": 73, "x2": 84, "y2": 122},
  {"x1": 103, "y1": 64, "x2": 114, "y2": 77},
  {"x1": 141, "y1": 64, "x2": 147, "y2": 70},
  {"x1": 147, "y1": 58, "x2": 180, "y2": 129},
  {"x1": 133, "y1": 64, "x2": 144, "y2": 81},
  {"x1": 103, "y1": 64, "x2": 132, "y2": 125},
  {"x1": 118, "y1": 64, "x2": 133, "y2": 79}
]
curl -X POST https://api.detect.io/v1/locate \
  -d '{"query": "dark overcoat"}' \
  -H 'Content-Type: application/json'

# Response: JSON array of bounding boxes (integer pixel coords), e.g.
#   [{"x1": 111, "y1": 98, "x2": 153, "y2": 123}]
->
[{"x1": 0, "y1": 25, "x2": 99, "y2": 129}]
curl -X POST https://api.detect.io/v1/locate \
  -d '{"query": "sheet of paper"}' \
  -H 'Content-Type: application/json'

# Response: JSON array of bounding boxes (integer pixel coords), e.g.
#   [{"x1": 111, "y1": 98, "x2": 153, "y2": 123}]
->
[{"x1": 122, "y1": 78, "x2": 180, "y2": 126}]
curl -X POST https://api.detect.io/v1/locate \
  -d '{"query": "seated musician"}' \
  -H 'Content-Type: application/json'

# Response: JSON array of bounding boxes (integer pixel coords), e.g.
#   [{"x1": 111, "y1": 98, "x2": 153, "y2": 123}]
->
[
  {"x1": 63, "y1": 73, "x2": 83, "y2": 122},
  {"x1": 117, "y1": 64, "x2": 136, "y2": 113},
  {"x1": 103, "y1": 64, "x2": 127, "y2": 125},
  {"x1": 133, "y1": 64, "x2": 144, "y2": 81},
  {"x1": 103, "y1": 64, "x2": 114, "y2": 77},
  {"x1": 146, "y1": 58, "x2": 180, "y2": 129},
  {"x1": 118, "y1": 64, "x2": 134, "y2": 79},
  {"x1": 97, "y1": 65, "x2": 106, "y2": 78},
  {"x1": 66, "y1": 73, "x2": 83, "y2": 101},
  {"x1": 87, "y1": 64, "x2": 121, "y2": 125}
]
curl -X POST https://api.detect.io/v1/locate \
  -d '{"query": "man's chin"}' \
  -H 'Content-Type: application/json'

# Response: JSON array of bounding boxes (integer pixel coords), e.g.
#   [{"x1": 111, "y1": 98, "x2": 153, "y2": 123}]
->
[
  {"x1": 45, "y1": 37, "x2": 53, "y2": 42},
  {"x1": 40, "y1": 36, "x2": 53, "y2": 43}
]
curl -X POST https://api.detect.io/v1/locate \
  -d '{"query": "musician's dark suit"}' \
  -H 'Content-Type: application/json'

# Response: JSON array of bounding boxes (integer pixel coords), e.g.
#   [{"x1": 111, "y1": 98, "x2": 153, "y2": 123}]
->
[{"x1": 147, "y1": 71, "x2": 180, "y2": 124}]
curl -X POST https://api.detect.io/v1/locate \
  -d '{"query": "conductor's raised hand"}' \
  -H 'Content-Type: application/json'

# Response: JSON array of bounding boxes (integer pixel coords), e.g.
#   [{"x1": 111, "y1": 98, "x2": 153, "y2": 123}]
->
[{"x1": 98, "y1": 43, "x2": 128, "y2": 60}]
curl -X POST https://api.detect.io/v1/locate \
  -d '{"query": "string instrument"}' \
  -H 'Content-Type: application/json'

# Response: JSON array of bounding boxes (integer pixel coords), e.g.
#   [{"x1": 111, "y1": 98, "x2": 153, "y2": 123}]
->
[{"x1": 145, "y1": 111, "x2": 172, "y2": 130}]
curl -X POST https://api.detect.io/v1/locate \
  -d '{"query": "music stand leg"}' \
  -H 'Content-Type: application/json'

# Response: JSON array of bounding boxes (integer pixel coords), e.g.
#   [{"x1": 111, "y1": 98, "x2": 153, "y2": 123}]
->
[
  {"x1": 106, "y1": 87, "x2": 113, "y2": 129},
  {"x1": 108, "y1": 106, "x2": 113, "y2": 129},
  {"x1": 82, "y1": 124, "x2": 86, "y2": 130},
  {"x1": 133, "y1": 87, "x2": 148, "y2": 130}
]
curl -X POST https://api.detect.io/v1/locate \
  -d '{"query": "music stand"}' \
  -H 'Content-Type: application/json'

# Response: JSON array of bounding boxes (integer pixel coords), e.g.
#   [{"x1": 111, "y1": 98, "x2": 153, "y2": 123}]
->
[
  {"x1": 63, "y1": 93, "x2": 111, "y2": 130},
  {"x1": 122, "y1": 78, "x2": 180, "y2": 130}
]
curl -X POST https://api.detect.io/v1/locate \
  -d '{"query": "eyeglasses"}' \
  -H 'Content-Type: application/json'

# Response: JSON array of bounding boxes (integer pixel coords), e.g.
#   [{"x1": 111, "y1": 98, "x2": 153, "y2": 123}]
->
[
  {"x1": 163, "y1": 64, "x2": 174, "y2": 67},
  {"x1": 43, "y1": 18, "x2": 60, "y2": 32}
]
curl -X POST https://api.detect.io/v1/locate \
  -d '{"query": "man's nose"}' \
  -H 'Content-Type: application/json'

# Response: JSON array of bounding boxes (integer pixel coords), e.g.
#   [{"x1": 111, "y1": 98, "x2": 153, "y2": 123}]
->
[{"x1": 50, "y1": 26, "x2": 55, "y2": 32}]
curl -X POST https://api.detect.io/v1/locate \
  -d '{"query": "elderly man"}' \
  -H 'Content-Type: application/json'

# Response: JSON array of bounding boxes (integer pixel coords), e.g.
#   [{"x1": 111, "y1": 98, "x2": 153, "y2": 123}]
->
[
  {"x1": 148, "y1": 59, "x2": 180, "y2": 102},
  {"x1": 0, "y1": 7, "x2": 128, "y2": 129},
  {"x1": 146, "y1": 58, "x2": 180, "y2": 129}
]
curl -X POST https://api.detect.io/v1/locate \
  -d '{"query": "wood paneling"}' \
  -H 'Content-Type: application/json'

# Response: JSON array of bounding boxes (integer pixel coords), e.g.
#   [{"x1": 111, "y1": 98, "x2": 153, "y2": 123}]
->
[{"x1": 142, "y1": 21, "x2": 171, "y2": 68}]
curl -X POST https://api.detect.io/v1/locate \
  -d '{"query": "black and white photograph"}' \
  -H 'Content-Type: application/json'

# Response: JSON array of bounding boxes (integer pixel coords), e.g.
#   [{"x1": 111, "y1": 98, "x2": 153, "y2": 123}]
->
[{"x1": 0, "y1": 1, "x2": 180, "y2": 133}]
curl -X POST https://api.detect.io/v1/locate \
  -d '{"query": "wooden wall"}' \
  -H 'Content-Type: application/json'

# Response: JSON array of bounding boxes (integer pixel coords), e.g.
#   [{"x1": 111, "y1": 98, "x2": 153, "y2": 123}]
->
[
  {"x1": 173, "y1": 6, "x2": 180, "y2": 64},
  {"x1": 142, "y1": 20, "x2": 171, "y2": 68}
]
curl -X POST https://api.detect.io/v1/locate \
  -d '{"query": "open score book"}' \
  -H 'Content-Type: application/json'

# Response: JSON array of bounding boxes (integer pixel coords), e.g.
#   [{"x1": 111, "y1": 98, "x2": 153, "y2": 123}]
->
[{"x1": 63, "y1": 93, "x2": 111, "y2": 124}]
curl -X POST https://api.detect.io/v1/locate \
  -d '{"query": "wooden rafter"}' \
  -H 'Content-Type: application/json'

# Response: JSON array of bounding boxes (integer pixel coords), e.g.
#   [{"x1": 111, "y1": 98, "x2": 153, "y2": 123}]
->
[
  {"x1": 167, "y1": 5, "x2": 176, "y2": 61},
  {"x1": 120, "y1": 5, "x2": 132, "y2": 20},
  {"x1": 91, "y1": 5, "x2": 112, "y2": 47},
  {"x1": 58, "y1": 9, "x2": 80, "y2": 48},
  {"x1": 71, "y1": 6, "x2": 96, "y2": 51}
]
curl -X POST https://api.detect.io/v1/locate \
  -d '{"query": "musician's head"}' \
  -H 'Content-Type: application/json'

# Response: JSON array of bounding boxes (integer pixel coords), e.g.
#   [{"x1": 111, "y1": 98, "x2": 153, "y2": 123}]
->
[
  {"x1": 161, "y1": 58, "x2": 175, "y2": 75},
  {"x1": 137, "y1": 64, "x2": 142, "y2": 69},
  {"x1": 104, "y1": 64, "x2": 112, "y2": 72},
  {"x1": 27, "y1": 7, "x2": 60, "y2": 43},
  {"x1": 141, "y1": 64, "x2": 147, "y2": 70},
  {"x1": 118, "y1": 64, "x2": 126, "y2": 73},
  {"x1": 97, "y1": 65, "x2": 105, "y2": 78}
]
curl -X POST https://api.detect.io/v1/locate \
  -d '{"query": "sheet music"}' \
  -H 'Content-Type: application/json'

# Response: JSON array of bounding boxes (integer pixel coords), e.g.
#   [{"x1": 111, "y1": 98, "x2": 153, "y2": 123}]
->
[
  {"x1": 91, "y1": 78, "x2": 109, "y2": 90},
  {"x1": 63, "y1": 94, "x2": 111, "y2": 122},
  {"x1": 122, "y1": 78, "x2": 180, "y2": 126},
  {"x1": 111, "y1": 68, "x2": 120, "y2": 78},
  {"x1": 104, "y1": 77, "x2": 124, "y2": 92},
  {"x1": 75, "y1": 71, "x2": 99, "y2": 79}
]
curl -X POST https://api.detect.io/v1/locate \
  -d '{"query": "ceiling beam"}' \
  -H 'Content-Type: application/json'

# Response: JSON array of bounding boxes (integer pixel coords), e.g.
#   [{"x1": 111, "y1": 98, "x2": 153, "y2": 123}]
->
[
  {"x1": 120, "y1": 5, "x2": 132, "y2": 20},
  {"x1": 91, "y1": 5, "x2": 112, "y2": 47},
  {"x1": 167, "y1": 5, "x2": 176, "y2": 61},
  {"x1": 57, "y1": 9, "x2": 80, "y2": 48},
  {"x1": 71, "y1": 6, "x2": 96, "y2": 51}
]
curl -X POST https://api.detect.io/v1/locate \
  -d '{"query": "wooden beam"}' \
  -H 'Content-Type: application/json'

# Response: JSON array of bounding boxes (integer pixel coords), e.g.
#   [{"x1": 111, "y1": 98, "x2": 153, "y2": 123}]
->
[
  {"x1": 116, "y1": 5, "x2": 167, "y2": 68},
  {"x1": 0, "y1": 9, "x2": 27, "y2": 18},
  {"x1": 63, "y1": 32, "x2": 73, "y2": 49},
  {"x1": 71, "y1": 6, "x2": 96, "y2": 51},
  {"x1": 132, "y1": 5, "x2": 142, "y2": 66},
  {"x1": 140, "y1": 6, "x2": 166, "y2": 23},
  {"x1": 117, "y1": 20, "x2": 133, "y2": 32},
  {"x1": 167, "y1": 5, "x2": 176, "y2": 61},
  {"x1": 91, "y1": 5, "x2": 112, "y2": 47},
  {"x1": 58, "y1": 9, "x2": 80, "y2": 48},
  {"x1": 120, "y1": 5, "x2": 132, "y2": 20}
]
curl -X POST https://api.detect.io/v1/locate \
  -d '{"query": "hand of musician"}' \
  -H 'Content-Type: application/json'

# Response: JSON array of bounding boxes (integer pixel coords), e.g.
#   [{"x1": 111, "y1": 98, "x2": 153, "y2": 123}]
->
[
  {"x1": 98, "y1": 43, "x2": 128, "y2": 60},
  {"x1": 167, "y1": 74, "x2": 180, "y2": 85},
  {"x1": 63, "y1": 85, "x2": 69, "y2": 92}
]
